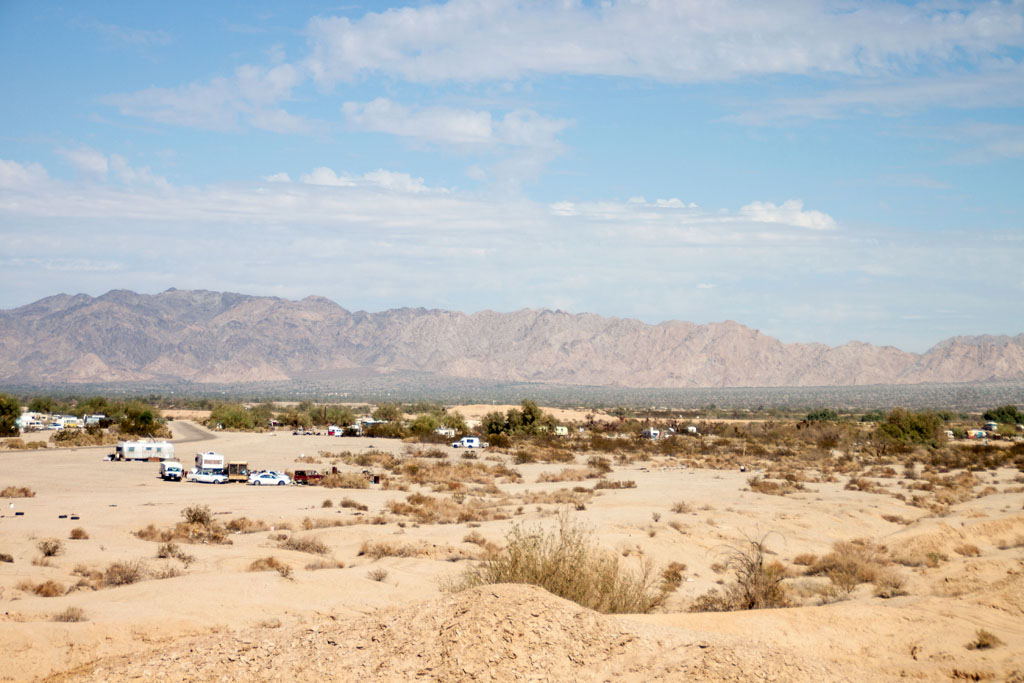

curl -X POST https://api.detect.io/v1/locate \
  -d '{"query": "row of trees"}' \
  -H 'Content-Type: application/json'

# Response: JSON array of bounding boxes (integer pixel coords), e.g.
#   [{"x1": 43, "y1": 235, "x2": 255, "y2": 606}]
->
[{"x1": 1, "y1": 394, "x2": 166, "y2": 438}]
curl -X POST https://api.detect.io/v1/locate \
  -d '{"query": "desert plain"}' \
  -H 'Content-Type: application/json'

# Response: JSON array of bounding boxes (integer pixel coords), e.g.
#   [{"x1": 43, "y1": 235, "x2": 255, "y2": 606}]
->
[{"x1": 1, "y1": 414, "x2": 1023, "y2": 682}]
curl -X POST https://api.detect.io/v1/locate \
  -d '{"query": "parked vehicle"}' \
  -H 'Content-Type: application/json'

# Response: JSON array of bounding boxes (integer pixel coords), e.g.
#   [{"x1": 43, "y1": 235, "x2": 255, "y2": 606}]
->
[
  {"x1": 293, "y1": 470, "x2": 323, "y2": 485},
  {"x1": 160, "y1": 461, "x2": 184, "y2": 481},
  {"x1": 452, "y1": 436, "x2": 488, "y2": 449},
  {"x1": 116, "y1": 439, "x2": 175, "y2": 461},
  {"x1": 188, "y1": 468, "x2": 228, "y2": 484},
  {"x1": 227, "y1": 461, "x2": 249, "y2": 483},
  {"x1": 195, "y1": 451, "x2": 226, "y2": 471},
  {"x1": 249, "y1": 471, "x2": 291, "y2": 486}
]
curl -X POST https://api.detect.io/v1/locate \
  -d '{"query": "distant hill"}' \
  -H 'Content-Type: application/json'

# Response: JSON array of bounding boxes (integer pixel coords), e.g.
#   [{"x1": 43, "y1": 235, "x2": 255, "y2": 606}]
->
[{"x1": 1, "y1": 289, "x2": 1022, "y2": 388}]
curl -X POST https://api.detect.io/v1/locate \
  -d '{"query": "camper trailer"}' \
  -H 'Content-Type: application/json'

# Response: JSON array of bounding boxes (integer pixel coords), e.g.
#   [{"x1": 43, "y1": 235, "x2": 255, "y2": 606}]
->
[
  {"x1": 115, "y1": 440, "x2": 175, "y2": 461},
  {"x1": 195, "y1": 451, "x2": 226, "y2": 471}
]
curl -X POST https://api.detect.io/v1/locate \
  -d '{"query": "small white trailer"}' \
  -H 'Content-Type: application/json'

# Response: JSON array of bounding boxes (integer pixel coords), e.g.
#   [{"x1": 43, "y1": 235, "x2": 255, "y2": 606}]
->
[{"x1": 115, "y1": 440, "x2": 175, "y2": 461}]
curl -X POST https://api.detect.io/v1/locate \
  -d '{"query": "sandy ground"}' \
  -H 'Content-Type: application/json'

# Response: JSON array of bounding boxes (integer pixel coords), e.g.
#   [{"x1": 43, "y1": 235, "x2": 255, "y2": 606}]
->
[{"x1": 1, "y1": 422, "x2": 1022, "y2": 681}]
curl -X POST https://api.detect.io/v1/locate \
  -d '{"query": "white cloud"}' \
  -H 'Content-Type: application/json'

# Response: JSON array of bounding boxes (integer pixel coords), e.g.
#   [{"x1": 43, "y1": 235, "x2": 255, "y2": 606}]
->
[
  {"x1": 739, "y1": 200, "x2": 837, "y2": 230},
  {"x1": 342, "y1": 98, "x2": 569, "y2": 149},
  {"x1": 0, "y1": 159, "x2": 49, "y2": 189},
  {"x1": 264, "y1": 172, "x2": 292, "y2": 183},
  {"x1": 89, "y1": 21, "x2": 172, "y2": 47},
  {"x1": 60, "y1": 147, "x2": 109, "y2": 176},
  {"x1": 299, "y1": 166, "x2": 435, "y2": 194},
  {"x1": 57, "y1": 147, "x2": 169, "y2": 188},
  {"x1": 305, "y1": 1, "x2": 1024, "y2": 85},
  {"x1": 104, "y1": 64, "x2": 311, "y2": 133}
]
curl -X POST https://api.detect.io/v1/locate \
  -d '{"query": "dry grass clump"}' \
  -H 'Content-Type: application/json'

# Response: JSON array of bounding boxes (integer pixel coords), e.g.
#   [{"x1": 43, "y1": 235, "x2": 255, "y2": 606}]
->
[
  {"x1": 399, "y1": 460, "x2": 521, "y2": 489},
  {"x1": 536, "y1": 468, "x2": 600, "y2": 483},
  {"x1": 671, "y1": 500, "x2": 692, "y2": 514},
  {"x1": 321, "y1": 498, "x2": 333, "y2": 508},
  {"x1": 593, "y1": 479, "x2": 637, "y2": 489},
  {"x1": 1, "y1": 486, "x2": 35, "y2": 498},
  {"x1": 249, "y1": 556, "x2": 292, "y2": 578},
  {"x1": 320, "y1": 472, "x2": 370, "y2": 489},
  {"x1": 367, "y1": 567, "x2": 389, "y2": 582},
  {"x1": 156, "y1": 542, "x2": 196, "y2": 566},
  {"x1": 954, "y1": 543, "x2": 981, "y2": 557},
  {"x1": 872, "y1": 568, "x2": 908, "y2": 598},
  {"x1": 20, "y1": 580, "x2": 65, "y2": 597},
  {"x1": 69, "y1": 527, "x2": 89, "y2": 540},
  {"x1": 386, "y1": 492, "x2": 510, "y2": 525},
  {"x1": 37, "y1": 538, "x2": 64, "y2": 557},
  {"x1": 104, "y1": 560, "x2": 145, "y2": 586},
  {"x1": 451, "y1": 514, "x2": 669, "y2": 614},
  {"x1": 0, "y1": 552, "x2": 13, "y2": 563},
  {"x1": 136, "y1": 505, "x2": 231, "y2": 544},
  {"x1": 278, "y1": 535, "x2": 330, "y2": 555},
  {"x1": 521, "y1": 488, "x2": 593, "y2": 506},
  {"x1": 356, "y1": 539, "x2": 476, "y2": 561},
  {"x1": 690, "y1": 536, "x2": 790, "y2": 612},
  {"x1": 339, "y1": 498, "x2": 369, "y2": 511},
  {"x1": 225, "y1": 517, "x2": 269, "y2": 534},
  {"x1": 967, "y1": 629, "x2": 1004, "y2": 650},
  {"x1": 52, "y1": 606, "x2": 87, "y2": 622},
  {"x1": 661, "y1": 562, "x2": 687, "y2": 591},
  {"x1": 806, "y1": 539, "x2": 890, "y2": 593},
  {"x1": 305, "y1": 558, "x2": 345, "y2": 571},
  {"x1": 747, "y1": 476, "x2": 805, "y2": 496}
]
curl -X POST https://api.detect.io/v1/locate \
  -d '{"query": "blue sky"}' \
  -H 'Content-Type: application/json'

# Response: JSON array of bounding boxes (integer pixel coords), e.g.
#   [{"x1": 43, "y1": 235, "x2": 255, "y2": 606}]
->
[{"x1": 1, "y1": 1, "x2": 1022, "y2": 352}]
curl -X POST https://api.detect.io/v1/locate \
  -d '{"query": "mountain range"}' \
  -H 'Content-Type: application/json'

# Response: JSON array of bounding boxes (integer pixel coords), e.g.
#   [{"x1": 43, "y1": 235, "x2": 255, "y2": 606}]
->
[{"x1": 1, "y1": 289, "x2": 1022, "y2": 388}]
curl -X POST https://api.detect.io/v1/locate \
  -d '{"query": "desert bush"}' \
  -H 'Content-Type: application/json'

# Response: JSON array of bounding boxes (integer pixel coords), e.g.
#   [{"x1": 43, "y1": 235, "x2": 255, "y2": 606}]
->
[
  {"x1": 367, "y1": 567, "x2": 389, "y2": 582},
  {"x1": 156, "y1": 542, "x2": 195, "y2": 566},
  {"x1": 321, "y1": 498, "x2": 333, "y2": 508},
  {"x1": 807, "y1": 539, "x2": 889, "y2": 591},
  {"x1": 305, "y1": 559, "x2": 345, "y2": 571},
  {"x1": 661, "y1": 562, "x2": 687, "y2": 590},
  {"x1": 1, "y1": 486, "x2": 35, "y2": 498},
  {"x1": 69, "y1": 527, "x2": 89, "y2": 540},
  {"x1": 748, "y1": 476, "x2": 805, "y2": 496},
  {"x1": 226, "y1": 517, "x2": 269, "y2": 534},
  {"x1": 593, "y1": 480, "x2": 636, "y2": 489},
  {"x1": 387, "y1": 492, "x2": 509, "y2": 525},
  {"x1": 339, "y1": 498, "x2": 369, "y2": 511},
  {"x1": 358, "y1": 540, "x2": 426, "y2": 560},
  {"x1": 182, "y1": 504, "x2": 212, "y2": 526},
  {"x1": 104, "y1": 560, "x2": 145, "y2": 586},
  {"x1": 537, "y1": 468, "x2": 596, "y2": 483},
  {"x1": 670, "y1": 500, "x2": 692, "y2": 514},
  {"x1": 0, "y1": 552, "x2": 12, "y2": 563},
  {"x1": 690, "y1": 535, "x2": 789, "y2": 612},
  {"x1": 31, "y1": 580, "x2": 65, "y2": 597},
  {"x1": 451, "y1": 514, "x2": 668, "y2": 614},
  {"x1": 967, "y1": 629, "x2": 1004, "y2": 650},
  {"x1": 321, "y1": 472, "x2": 370, "y2": 489},
  {"x1": 872, "y1": 568, "x2": 908, "y2": 598},
  {"x1": 278, "y1": 535, "x2": 329, "y2": 555},
  {"x1": 249, "y1": 556, "x2": 292, "y2": 578},
  {"x1": 52, "y1": 606, "x2": 87, "y2": 622},
  {"x1": 37, "y1": 538, "x2": 64, "y2": 557},
  {"x1": 954, "y1": 543, "x2": 981, "y2": 557},
  {"x1": 586, "y1": 456, "x2": 612, "y2": 474}
]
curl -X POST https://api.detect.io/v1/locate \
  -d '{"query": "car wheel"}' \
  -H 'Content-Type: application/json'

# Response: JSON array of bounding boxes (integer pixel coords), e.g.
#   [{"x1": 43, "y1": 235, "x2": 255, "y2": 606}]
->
[{"x1": 278, "y1": 480, "x2": 286, "y2": 486}]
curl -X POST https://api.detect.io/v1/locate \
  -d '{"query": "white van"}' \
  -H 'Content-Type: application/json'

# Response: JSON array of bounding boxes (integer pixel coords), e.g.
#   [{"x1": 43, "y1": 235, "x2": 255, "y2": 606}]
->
[{"x1": 160, "y1": 461, "x2": 184, "y2": 481}]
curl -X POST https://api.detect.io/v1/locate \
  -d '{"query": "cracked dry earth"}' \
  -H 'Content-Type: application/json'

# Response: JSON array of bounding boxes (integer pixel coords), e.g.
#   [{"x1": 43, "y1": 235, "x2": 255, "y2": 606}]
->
[{"x1": 46, "y1": 585, "x2": 844, "y2": 682}]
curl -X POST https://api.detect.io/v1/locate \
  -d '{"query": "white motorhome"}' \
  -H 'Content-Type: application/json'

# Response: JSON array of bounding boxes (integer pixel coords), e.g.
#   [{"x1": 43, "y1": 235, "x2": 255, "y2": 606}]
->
[
  {"x1": 115, "y1": 440, "x2": 175, "y2": 461},
  {"x1": 160, "y1": 461, "x2": 184, "y2": 481},
  {"x1": 194, "y1": 451, "x2": 226, "y2": 471}
]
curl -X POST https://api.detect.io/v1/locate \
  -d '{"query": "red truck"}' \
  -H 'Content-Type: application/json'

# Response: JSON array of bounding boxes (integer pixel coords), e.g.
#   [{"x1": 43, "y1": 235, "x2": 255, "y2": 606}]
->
[{"x1": 293, "y1": 469, "x2": 323, "y2": 485}]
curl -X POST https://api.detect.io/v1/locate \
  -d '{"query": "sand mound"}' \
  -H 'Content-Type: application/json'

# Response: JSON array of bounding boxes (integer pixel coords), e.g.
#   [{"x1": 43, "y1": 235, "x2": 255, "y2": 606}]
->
[{"x1": 48, "y1": 584, "x2": 849, "y2": 682}]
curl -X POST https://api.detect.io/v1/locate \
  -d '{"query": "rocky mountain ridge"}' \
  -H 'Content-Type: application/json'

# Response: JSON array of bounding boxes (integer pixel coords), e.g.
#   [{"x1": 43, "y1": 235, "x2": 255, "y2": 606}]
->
[{"x1": 1, "y1": 288, "x2": 1022, "y2": 387}]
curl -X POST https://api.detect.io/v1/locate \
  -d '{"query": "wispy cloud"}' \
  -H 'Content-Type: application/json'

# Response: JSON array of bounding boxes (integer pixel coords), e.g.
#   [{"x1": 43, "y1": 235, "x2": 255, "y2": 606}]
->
[
  {"x1": 88, "y1": 20, "x2": 172, "y2": 47},
  {"x1": 305, "y1": 1, "x2": 1024, "y2": 85},
  {"x1": 102, "y1": 64, "x2": 312, "y2": 133}
]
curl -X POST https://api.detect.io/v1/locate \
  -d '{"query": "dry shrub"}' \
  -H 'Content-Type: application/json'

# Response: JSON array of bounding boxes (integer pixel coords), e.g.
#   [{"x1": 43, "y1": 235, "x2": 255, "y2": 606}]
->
[
  {"x1": 358, "y1": 540, "x2": 426, "y2": 560},
  {"x1": 690, "y1": 535, "x2": 790, "y2": 612},
  {"x1": 807, "y1": 539, "x2": 889, "y2": 591},
  {"x1": 463, "y1": 531, "x2": 489, "y2": 546},
  {"x1": 52, "y1": 606, "x2": 86, "y2": 622},
  {"x1": 156, "y1": 542, "x2": 195, "y2": 566},
  {"x1": 0, "y1": 552, "x2": 13, "y2": 563},
  {"x1": 872, "y1": 568, "x2": 908, "y2": 598},
  {"x1": 670, "y1": 500, "x2": 692, "y2": 514},
  {"x1": 321, "y1": 472, "x2": 370, "y2": 489},
  {"x1": 32, "y1": 580, "x2": 65, "y2": 597},
  {"x1": 69, "y1": 527, "x2": 89, "y2": 540},
  {"x1": 249, "y1": 556, "x2": 292, "y2": 578},
  {"x1": 339, "y1": 498, "x2": 369, "y2": 511},
  {"x1": 278, "y1": 535, "x2": 329, "y2": 555},
  {"x1": 587, "y1": 456, "x2": 613, "y2": 474},
  {"x1": 37, "y1": 538, "x2": 64, "y2": 557},
  {"x1": 536, "y1": 468, "x2": 597, "y2": 483},
  {"x1": 367, "y1": 567, "x2": 389, "y2": 582},
  {"x1": 521, "y1": 488, "x2": 593, "y2": 506},
  {"x1": 321, "y1": 498, "x2": 333, "y2": 508},
  {"x1": 152, "y1": 565, "x2": 184, "y2": 580},
  {"x1": 954, "y1": 543, "x2": 981, "y2": 557},
  {"x1": 747, "y1": 476, "x2": 805, "y2": 496},
  {"x1": 305, "y1": 559, "x2": 345, "y2": 571},
  {"x1": 451, "y1": 514, "x2": 669, "y2": 614},
  {"x1": 1, "y1": 486, "x2": 35, "y2": 498},
  {"x1": 301, "y1": 516, "x2": 347, "y2": 530},
  {"x1": 182, "y1": 504, "x2": 212, "y2": 526},
  {"x1": 400, "y1": 460, "x2": 521, "y2": 488},
  {"x1": 792, "y1": 553, "x2": 817, "y2": 566},
  {"x1": 881, "y1": 514, "x2": 912, "y2": 525},
  {"x1": 593, "y1": 480, "x2": 636, "y2": 489},
  {"x1": 386, "y1": 492, "x2": 509, "y2": 525},
  {"x1": 967, "y1": 629, "x2": 1004, "y2": 650},
  {"x1": 104, "y1": 560, "x2": 145, "y2": 586},
  {"x1": 226, "y1": 517, "x2": 269, "y2": 534},
  {"x1": 661, "y1": 562, "x2": 687, "y2": 591}
]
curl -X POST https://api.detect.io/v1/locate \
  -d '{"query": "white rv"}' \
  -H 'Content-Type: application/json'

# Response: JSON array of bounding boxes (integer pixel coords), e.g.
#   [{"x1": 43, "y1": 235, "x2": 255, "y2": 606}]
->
[
  {"x1": 194, "y1": 451, "x2": 226, "y2": 471},
  {"x1": 115, "y1": 440, "x2": 175, "y2": 461}
]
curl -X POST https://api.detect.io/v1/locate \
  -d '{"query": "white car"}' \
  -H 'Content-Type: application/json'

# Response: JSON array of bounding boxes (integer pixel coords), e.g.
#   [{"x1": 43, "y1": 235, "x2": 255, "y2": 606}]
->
[
  {"x1": 188, "y1": 468, "x2": 227, "y2": 484},
  {"x1": 248, "y1": 471, "x2": 291, "y2": 486}
]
